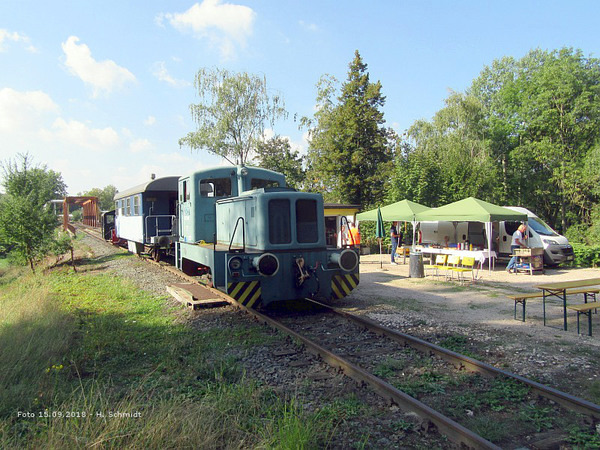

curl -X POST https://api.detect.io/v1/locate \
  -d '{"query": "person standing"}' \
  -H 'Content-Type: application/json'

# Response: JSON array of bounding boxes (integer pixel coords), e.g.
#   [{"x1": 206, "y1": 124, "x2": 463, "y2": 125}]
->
[
  {"x1": 348, "y1": 222, "x2": 361, "y2": 249},
  {"x1": 340, "y1": 223, "x2": 347, "y2": 247},
  {"x1": 390, "y1": 222, "x2": 399, "y2": 265},
  {"x1": 506, "y1": 224, "x2": 528, "y2": 273}
]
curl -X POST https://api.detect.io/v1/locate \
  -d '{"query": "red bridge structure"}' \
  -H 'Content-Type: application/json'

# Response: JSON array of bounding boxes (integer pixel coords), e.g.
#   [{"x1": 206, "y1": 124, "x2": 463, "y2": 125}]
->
[{"x1": 62, "y1": 196, "x2": 100, "y2": 233}]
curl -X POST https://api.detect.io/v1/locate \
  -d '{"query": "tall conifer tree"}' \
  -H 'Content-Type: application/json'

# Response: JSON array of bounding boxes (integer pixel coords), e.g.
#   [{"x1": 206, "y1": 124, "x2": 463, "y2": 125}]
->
[{"x1": 304, "y1": 51, "x2": 394, "y2": 208}]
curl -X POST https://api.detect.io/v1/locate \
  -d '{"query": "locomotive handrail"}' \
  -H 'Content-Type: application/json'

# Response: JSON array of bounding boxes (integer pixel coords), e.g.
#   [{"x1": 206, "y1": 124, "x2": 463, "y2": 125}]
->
[
  {"x1": 229, "y1": 217, "x2": 246, "y2": 253},
  {"x1": 216, "y1": 196, "x2": 255, "y2": 204}
]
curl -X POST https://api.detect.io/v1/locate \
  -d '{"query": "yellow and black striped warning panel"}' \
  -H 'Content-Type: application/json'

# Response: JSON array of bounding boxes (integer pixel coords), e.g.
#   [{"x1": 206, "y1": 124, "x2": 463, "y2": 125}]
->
[
  {"x1": 227, "y1": 281, "x2": 261, "y2": 308},
  {"x1": 331, "y1": 273, "x2": 360, "y2": 299}
]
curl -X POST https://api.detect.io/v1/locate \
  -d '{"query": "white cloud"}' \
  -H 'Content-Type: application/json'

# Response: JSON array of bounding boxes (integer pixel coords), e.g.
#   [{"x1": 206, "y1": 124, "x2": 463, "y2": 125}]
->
[
  {"x1": 144, "y1": 116, "x2": 156, "y2": 126},
  {"x1": 0, "y1": 88, "x2": 59, "y2": 131},
  {"x1": 0, "y1": 29, "x2": 36, "y2": 52},
  {"x1": 163, "y1": 0, "x2": 256, "y2": 59},
  {"x1": 298, "y1": 20, "x2": 318, "y2": 32},
  {"x1": 129, "y1": 138, "x2": 153, "y2": 153},
  {"x1": 43, "y1": 118, "x2": 120, "y2": 151},
  {"x1": 152, "y1": 61, "x2": 190, "y2": 87},
  {"x1": 61, "y1": 36, "x2": 136, "y2": 97}
]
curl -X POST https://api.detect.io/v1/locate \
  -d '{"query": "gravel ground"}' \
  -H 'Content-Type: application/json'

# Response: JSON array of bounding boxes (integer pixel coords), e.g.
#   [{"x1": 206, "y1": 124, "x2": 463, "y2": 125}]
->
[
  {"x1": 349, "y1": 255, "x2": 600, "y2": 387},
  {"x1": 78, "y1": 235, "x2": 600, "y2": 448}
]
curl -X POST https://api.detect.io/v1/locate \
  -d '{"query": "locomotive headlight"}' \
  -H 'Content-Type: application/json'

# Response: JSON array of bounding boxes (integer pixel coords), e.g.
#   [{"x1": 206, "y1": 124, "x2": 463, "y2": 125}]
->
[
  {"x1": 228, "y1": 256, "x2": 243, "y2": 272},
  {"x1": 252, "y1": 253, "x2": 279, "y2": 277},
  {"x1": 330, "y1": 249, "x2": 359, "y2": 272}
]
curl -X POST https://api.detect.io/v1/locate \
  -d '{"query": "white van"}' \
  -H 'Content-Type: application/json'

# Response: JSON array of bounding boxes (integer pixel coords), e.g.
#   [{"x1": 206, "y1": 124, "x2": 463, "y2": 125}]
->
[
  {"x1": 418, "y1": 207, "x2": 573, "y2": 266},
  {"x1": 499, "y1": 207, "x2": 573, "y2": 266}
]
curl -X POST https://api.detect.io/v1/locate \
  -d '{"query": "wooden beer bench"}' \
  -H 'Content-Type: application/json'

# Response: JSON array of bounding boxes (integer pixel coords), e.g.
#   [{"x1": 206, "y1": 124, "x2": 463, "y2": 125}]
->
[
  {"x1": 509, "y1": 288, "x2": 599, "y2": 323},
  {"x1": 567, "y1": 301, "x2": 600, "y2": 336}
]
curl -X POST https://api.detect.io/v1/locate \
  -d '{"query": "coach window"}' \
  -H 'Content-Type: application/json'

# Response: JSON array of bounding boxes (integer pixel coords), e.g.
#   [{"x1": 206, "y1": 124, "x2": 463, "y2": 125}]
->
[
  {"x1": 133, "y1": 195, "x2": 140, "y2": 216},
  {"x1": 199, "y1": 178, "x2": 231, "y2": 198},
  {"x1": 251, "y1": 179, "x2": 280, "y2": 190},
  {"x1": 269, "y1": 199, "x2": 291, "y2": 244},
  {"x1": 126, "y1": 198, "x2": 131, "y2": 216},
  {"x1": 296, "y1": 199, "x2": 318, "y2": 243}
]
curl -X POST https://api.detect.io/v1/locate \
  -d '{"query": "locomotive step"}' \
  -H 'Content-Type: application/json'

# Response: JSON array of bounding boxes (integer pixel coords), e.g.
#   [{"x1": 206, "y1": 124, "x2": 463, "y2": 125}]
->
[{"x1": 167, "y1": 283, "x2": 229, "y2": 310}]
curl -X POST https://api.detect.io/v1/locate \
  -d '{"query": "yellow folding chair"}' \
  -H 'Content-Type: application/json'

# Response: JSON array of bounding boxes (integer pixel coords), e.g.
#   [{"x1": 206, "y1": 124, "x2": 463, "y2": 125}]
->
[
  {"x1": 440, "y1": 255, "x2": 461, "y2": 280},
  {"x1": 451, "y1": 256, "x2": 476, "y2": 283},
  {"x1": 425, "y1": 254, "x2": 447, "y2": 278}
]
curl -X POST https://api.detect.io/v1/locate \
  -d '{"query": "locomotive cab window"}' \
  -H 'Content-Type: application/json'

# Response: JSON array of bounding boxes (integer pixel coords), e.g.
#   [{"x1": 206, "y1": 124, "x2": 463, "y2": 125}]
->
[
  {"x1": 251, "y1": 179, "x2": 280, "y2": 190},
  {"x1": 181, "y1": 180, "x2": 189, "y2": 202},
  {"x1": 296, "y1": 199, "x2": 319, "y2": 243},
  {"x1": 269, "y1": 199, "x2": 291, "y2": 244},
  {"x1": 199, "y1": 178, "x2": 231, "y2": 198}
]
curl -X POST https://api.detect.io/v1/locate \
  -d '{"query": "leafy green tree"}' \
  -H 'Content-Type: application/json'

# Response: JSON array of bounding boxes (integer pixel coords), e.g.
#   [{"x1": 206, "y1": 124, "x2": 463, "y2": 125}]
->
[
  {"x1": 393, "y1": 92, "x2": 497, "y2": 206},
  {"x1": 302, "y1": 51, "x2": 394, "y2": 208},
  {"x1": 469, "y1": 48, "x2": 600, "y2": 232},
  {"x1": 0, "y1": 154, "x2": 67, "y2": 271},
  {"x1": 180, "y1": 68, "x2": 287, "y2": 165},
  {"x1": 253, "y1": 135, "x2": 305, "y2": 189}
]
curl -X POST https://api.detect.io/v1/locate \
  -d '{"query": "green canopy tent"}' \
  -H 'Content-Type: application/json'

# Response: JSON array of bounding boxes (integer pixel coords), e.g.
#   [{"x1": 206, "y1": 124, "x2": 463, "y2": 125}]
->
[
  {"x1": 414, "y1": 197, "x2": 528, "y2": 272},
  {"x1": 356, "y1": 199, "x2": 430, "y2": 249}
]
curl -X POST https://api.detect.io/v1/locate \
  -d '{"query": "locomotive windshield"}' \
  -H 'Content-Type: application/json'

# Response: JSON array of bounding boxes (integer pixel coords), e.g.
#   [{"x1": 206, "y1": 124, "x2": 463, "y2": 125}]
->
[
  {"x1": 268, "y1": 199, "x2": 291, "y2": 244},
  {"x1": 296, "y1": 199, "x2": 318, "y2": 243},
  {"x1": 199, "y1": 178, "x2": 232, "y2": 197},
  {"x1": 251, "y1": 178, "x2": 280, "y2": 190}
]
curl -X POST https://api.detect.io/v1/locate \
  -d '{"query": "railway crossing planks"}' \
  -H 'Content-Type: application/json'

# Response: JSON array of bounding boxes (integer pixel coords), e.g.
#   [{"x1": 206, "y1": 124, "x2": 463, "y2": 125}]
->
[{"x1": 167, "y1": 283, "x2": 229, "y2": 310}]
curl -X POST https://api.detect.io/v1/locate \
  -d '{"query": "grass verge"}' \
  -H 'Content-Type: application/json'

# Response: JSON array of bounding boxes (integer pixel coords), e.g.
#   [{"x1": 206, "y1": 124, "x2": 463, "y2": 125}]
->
[{"x1": 0, "y1": 258, "x2": 334, "y2": 448}]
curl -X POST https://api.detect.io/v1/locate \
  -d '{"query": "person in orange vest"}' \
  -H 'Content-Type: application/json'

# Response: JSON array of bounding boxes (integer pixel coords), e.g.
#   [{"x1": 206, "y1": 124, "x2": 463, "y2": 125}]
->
[{"x1": 348, "y1": 222, "x2": 361, "y2": 249}]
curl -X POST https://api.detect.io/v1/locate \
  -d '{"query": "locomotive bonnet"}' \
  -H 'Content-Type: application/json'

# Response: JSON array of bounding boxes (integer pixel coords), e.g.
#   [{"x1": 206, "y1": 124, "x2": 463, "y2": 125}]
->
[{"x1": 176, "y1": 165, "x2": 359, "y2": 308}]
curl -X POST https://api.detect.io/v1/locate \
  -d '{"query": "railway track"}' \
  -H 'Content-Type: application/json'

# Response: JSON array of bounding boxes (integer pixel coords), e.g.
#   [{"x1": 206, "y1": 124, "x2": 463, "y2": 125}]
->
[{"x1": 76, "y1": 224, "x2": 600, "y2": 448}]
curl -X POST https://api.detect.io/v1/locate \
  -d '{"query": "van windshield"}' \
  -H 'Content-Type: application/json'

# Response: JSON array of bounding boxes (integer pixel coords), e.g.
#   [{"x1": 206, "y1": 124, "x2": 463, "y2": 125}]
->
[{"x1": 528, "y1": 217, "x2": 558, "y2": 236}]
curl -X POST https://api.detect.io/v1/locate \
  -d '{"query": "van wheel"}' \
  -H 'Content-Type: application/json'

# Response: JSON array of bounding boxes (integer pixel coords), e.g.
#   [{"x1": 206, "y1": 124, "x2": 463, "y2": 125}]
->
[{"x1": 543, "y1": 253, "x2": 558, "y2": 267}]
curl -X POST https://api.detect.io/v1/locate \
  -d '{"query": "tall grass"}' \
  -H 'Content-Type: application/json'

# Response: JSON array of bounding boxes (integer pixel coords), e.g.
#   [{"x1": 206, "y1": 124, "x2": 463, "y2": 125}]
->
[
  {"x1": 0, "y1": 269, "x2": 76, "y2": 417},
  {"x1": 0, "y1": 261, "x2": 332, "y2": 448}
]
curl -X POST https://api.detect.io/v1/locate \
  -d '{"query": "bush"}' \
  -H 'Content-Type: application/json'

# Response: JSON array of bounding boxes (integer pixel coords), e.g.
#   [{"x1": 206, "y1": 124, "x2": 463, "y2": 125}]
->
[
  {"x1": 570, "y1": 243, "x2": 600, "y2": 268},
  {"x1": 564, "y1": 223, "x2": 588, "y2": 244}
]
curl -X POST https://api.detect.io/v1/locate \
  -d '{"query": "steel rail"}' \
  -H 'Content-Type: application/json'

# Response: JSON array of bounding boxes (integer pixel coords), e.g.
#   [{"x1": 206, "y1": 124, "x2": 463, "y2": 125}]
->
[
  {"x1": 244, "y1": 304, "x2": 500, "y2": 449},
  {"x1": 117, "y1": 253, "x2": 499, "y2": 448},
  {"x1": 308, "y1": 299, "x2": 600, "y2": 422},
  {"x1": 77, "y1": 227, "x2": 599, "y2": 446}
]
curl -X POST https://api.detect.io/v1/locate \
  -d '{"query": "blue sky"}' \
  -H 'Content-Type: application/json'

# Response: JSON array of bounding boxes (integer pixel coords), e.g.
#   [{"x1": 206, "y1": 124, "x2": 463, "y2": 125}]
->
[{"x1": 1, "y1": 0, "x2": 599, "y2": 195}]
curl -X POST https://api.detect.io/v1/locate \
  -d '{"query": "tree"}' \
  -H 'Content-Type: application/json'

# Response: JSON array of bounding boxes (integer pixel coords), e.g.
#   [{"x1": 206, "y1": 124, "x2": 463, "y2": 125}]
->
[
  {"x1": 82, "y1": 185, "x2": 118, "y2": 211},
  {"x1": 253, "y1": 136, "x2": 305, "y2": 189},
  {"x1": 468, "y1": 48, "x2": 600, "y2": 232},
  {"x1": 0, "y1": 154, "x2": 67, "y2": 271},
  {"x1": 302, "y1": 51, "x2": 394, "y2": 208},
  {"x1": 180, "y1": 68, "x2": 287, "y2": 165},
  {"x1": 391, "y1": 92, "x2": 497, "y2": 207}
]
